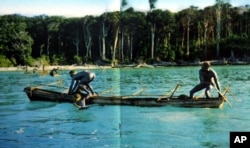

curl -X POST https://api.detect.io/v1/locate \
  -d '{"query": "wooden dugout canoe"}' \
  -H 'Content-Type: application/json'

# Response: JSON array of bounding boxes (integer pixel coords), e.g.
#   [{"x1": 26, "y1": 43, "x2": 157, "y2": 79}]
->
[
  {"x1": 23, "y1": 86, "x2": 225, "y2": 108},
  {"x1": 24, "y1": 87, "x2": 74, "y2": 103}
]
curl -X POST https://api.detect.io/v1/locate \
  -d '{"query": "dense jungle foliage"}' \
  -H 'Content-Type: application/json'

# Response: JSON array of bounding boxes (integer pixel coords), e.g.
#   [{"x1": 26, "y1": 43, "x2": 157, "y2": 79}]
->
[{"x1": 0, "y1": 2, "x2": 250, "y2": 67}]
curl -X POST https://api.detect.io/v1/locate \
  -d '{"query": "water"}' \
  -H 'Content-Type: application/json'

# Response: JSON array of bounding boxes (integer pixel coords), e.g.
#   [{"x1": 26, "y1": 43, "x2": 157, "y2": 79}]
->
[{"x1": 0, "y1": 66, "x2": 250, "y2": 147}]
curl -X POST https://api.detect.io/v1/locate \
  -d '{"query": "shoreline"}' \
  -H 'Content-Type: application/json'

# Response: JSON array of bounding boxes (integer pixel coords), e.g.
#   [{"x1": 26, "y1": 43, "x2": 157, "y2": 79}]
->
[
  {"x1": 0, "y1": 65, "x2": 112, "y2": 72},
  {"x1": 0, "y1": 62, "x2": 249, "y2": 72}
]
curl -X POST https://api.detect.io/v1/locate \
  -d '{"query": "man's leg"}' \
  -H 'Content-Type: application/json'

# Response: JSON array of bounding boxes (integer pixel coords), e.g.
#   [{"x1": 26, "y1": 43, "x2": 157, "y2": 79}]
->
[
  {"x1": 190, "y1": 84, "x2": 207, "y2": 99},
  {"x1": 80, "y1": 98, "x2": 86, "y2": 107},
  {"x1": 77, "y1": 84, "x2": 89, "y2": 94},
  {"x1": 205, "y1": 85, "x2": 212, "y2": 98},
  {"x1": 73, "y1": 93, "x2": 86, "y2": 107}
]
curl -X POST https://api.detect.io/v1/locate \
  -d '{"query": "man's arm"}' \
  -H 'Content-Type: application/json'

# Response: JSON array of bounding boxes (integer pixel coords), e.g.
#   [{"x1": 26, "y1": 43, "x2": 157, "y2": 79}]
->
[
  {"x1": 212, "y1": 70, "x2": 220, "y2": 91},
  {"x1": 211, "y1": 70, "x2": 222, "y2": 97},
  {"x1": 86, "y1": 84, "x2": 95, "y2": 95},
  {"x1": 68, "y1": 73, "x2": 81, "y2": 94},
  {"x1": 68, "y1": 80, "x2": 75, "y2": 95}
]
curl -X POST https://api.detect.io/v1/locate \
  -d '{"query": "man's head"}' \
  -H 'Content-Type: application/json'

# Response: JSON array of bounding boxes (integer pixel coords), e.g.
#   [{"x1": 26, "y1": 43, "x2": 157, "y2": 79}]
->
[
  {"x1": 69, "y1": 70, "x2": 76, "y2": 77},
  {"x1": 201, "y1": 62, "x2": 210, "y2": 70}
]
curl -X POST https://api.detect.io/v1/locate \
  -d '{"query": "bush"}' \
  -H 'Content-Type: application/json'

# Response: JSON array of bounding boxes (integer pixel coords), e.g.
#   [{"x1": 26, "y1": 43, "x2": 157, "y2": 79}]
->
[
  {"x1": 74, "y1": 55, "x2": 82, "y2": 65},
  {"x1": 25, "y1": 56, "x2": 35, "y2": 66},
  {"x1": 50, "y1": 54, "x2": 60, "y2": 65},
  {"x1": 0, "y1": 55, "x2": 14, "y2": 67}
]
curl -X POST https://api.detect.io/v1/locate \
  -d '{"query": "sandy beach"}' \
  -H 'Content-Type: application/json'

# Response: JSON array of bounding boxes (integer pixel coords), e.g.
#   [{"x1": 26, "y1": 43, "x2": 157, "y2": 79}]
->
[{"x1": 0, "y1": 65, "x2": 112, "y2": 72}]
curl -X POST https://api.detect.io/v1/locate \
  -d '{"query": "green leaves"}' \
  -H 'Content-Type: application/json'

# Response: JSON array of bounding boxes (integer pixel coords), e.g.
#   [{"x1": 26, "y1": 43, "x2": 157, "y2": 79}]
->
[
  {"x1": 0, "y1": 2, "x2": 249, "y2": 67},
  {"x1": 0, "y1": 15, "x2": 33, "y2": 65}
]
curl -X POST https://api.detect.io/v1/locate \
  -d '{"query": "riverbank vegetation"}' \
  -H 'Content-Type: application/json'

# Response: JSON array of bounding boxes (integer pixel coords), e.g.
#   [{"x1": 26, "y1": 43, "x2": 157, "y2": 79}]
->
[{"x1": 0, "y1": 1, "x2": 250, "y2": 67}]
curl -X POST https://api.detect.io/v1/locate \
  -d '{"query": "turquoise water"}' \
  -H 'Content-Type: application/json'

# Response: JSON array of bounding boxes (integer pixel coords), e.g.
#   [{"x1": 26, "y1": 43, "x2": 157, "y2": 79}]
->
[{"x1": 0, "y1": 66, "x2": 250, "y2": 147}]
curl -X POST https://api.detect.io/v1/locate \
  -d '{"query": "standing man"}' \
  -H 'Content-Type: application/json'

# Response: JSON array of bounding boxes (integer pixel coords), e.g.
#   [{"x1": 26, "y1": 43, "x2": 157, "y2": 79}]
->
[{"x1": 190, "y1": 62, "x2": 221, "y2": 99}]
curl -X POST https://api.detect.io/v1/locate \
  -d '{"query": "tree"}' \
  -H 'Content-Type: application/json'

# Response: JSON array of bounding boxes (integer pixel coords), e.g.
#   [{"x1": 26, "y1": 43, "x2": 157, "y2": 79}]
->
[
  {"x1": 99, "y1": 13, "x2": 110, "y2": 60},
  {"x1": 177, "y1": 6, "x2": 198, "y2": 58},
  {"x1": 200, "y1": 6, "x2": 217, "y2": 59},
  {"x1": 45, "y1": 16, "x2": 63, "y2": 60},
  {"x1": 26, "y1": 15, "x2": 48, "y2": 58},
  {"x1": 122, "y1": 8, "x2": 146, "y2": 61},
  {"x1": 148, "y1": 0, "x2": 158, "y2": 59},
  {"x1": 216, "y1": 0, "x2": 222, "y2": 58},
  {"x1": 1, "y1": 2, "x2": 250, "y2": 67},
  {"x1": 59, "y1": 17, "x2": 83, "y2": 63},
  {"x1": 82, "y1": 16, "x2": 96, "y2": 60},
  {"x1": 119, "y1": 0, "x2": 128, "y2": 62},
  {"x1": 0, "y1": 15, "x2": 33, "y2": 65},
  {"x1": 153, "y1": 10, "x2": 175, "y2": 61}
]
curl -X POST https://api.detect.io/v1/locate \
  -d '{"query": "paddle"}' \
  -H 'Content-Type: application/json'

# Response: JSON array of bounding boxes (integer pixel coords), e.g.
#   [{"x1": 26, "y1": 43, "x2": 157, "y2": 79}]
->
[
  {"x1": 122, "y1": 87, "x2": 147, "y2": 99},
  {"x1": 132, "y1": 87, "x2": 146, "y2": 95},
  {"x1": 169, "y1": 84, "x2": 181, "y2": 99},
  {"x1": 157, "y1": 84, "x2": 181, "y2": 101},
  {"x1": 214, "y1": 86, "x2": 232, "y2": 107}
]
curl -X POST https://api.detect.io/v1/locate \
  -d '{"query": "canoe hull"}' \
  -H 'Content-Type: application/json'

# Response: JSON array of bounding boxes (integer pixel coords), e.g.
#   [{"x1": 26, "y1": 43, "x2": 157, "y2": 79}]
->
[
  {"x1": 24, "y1": 87, "x2": 74, "y2": 103},
  {"x1": 23, "y1": 87, "x2": 224, "y2": 108},
  {"x1": 91, "y1": 96, "x2": 224, "y2": 108}
]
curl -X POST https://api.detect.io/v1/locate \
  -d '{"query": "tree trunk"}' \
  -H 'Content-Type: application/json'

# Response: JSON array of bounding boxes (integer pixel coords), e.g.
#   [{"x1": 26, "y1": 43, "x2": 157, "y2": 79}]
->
[
  {"x1": 112, "y1": 27, "x2": 119, "y2": 61},
  {"x1": 151, "y1": 23, "x2": 155, "y2": 59},
  {"x1": 47, "y1": 36, "x2": 50, "y2": 57},
  {"x1": 102, "y1": 37, "x2": 106, "y2": 60},
  {"x1": 186, "y1": 20, "x2": 190, "y2": 57},
  {"x1": 84, "y1": 23, "x2": 93, "y2": 59},
  {"x1": 121, "y1": 32, "x2": 124, "y2": 61},
  {"x1": 216, "y1": 2, "x2": 221, "y2": 58},
  {"x1": 99, "y1": 36, "x2": 102, "y2": 57},
  {"x1": 181, "y1": 27, "x2": 185, "y2": 49},
  {"x1": 73, "y1": 31, "x2": 79, "y2": 56},
  {"x1": 101, "y1": 22, "x2": 107, "y2": 60},
  {"x1": 130, "y1": 34, "x2": 133, "y2": 61},
  {"x1": 204, "y1": 20, "x2": 208, "y2": 60}
]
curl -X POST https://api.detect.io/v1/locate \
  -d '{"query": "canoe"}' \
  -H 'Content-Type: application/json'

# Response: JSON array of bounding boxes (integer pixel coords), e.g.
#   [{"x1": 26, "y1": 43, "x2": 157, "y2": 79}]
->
[
  {"x1": 91, "y1": 96, "x2": 224, "y2": 108},
  {"x1": 23, "y1": 87, "x2": 225, "y2": 108},
  {"x1": 24, "y1": 86, "x2": 74, "y2": 103}
]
